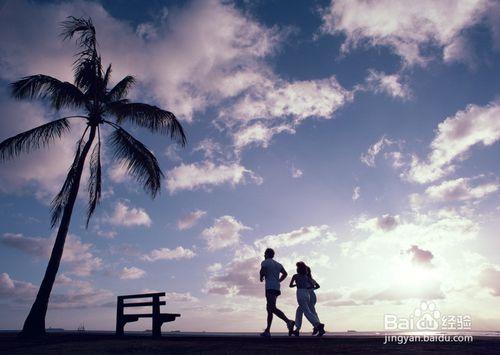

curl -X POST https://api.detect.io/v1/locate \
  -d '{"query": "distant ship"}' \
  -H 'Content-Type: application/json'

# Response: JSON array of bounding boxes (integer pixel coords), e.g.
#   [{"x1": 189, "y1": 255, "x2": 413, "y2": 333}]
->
[
  {"x1": 46, "y1": 327, "x2": 64, "y2": 332},
  {"x1": 77, "y1": 323, "x2": 86, "y2": 332},
  {"x1": 347, "y1": 330, "x2": 357, "y2": 333}
]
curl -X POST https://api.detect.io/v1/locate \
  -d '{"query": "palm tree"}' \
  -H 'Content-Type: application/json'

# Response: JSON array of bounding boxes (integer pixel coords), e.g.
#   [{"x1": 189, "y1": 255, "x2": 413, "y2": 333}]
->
[{"x1": 0, "y1": 17, "x2": 186, "y2": 338}]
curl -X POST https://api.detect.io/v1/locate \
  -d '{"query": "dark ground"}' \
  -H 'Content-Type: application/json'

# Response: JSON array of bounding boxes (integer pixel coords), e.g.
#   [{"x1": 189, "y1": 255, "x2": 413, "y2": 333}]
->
[{"x1": 1, "y1": 333, "x2": 499, "y2": 354}]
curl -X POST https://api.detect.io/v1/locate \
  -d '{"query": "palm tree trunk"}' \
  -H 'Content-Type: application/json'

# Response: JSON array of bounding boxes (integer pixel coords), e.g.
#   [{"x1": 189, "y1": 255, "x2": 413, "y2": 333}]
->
[{"x1": 20, "y1": 125, "x2": 97, "y2": 338}]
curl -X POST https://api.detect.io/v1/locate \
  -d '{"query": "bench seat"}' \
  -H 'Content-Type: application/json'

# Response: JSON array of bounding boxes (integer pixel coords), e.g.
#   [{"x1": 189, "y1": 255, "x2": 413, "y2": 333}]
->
[{"x1": 122, "y1": 313, "x2": 181, "y2": 323}]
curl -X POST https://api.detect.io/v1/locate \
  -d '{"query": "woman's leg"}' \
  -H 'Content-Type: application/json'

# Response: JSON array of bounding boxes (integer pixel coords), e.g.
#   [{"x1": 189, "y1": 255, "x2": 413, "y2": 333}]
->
[
  {"x1": 295, "y1": 306, "x2": 303, "y2": 331},
  {"x1": 309, "y1": 290, "x2": 318, "y2": 317},
  {"x1": 297, "y1": 289, "x2": 320, "y2": 327}
]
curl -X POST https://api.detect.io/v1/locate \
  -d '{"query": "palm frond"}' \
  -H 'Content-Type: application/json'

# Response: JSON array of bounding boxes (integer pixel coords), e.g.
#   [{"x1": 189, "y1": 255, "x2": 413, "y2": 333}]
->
[
  {"x1": 61, "y1": 16, "x2": 97, "y2": 52},
  {"x1": 10, "y1": 75, "x2": 86, "y2": 110},
  {"x1": 0, "y1": 118, "x2": 71, "y2": 161},
  {"x1": 106, "y1": 75, "x2": 135, "y2": 102},
  {"x1": 102, "y1": 64, "x2": 112, "y2": 92},
  {"x1": 61, "y1": 16, "x2": 103, "y2": 94},
  {"x1": 50, "y1": 134, "x2": 86, "y2": 227},
  {"x1": 86, "y1": 131, "x2": 101, "y2": 228},
  {"x1": 107, "y1": 125, "x2": 163, "y2": 197},
  {"x1": 107, "y1": 102, "x2": 186, "y2": 146},
  {"x1": 73, "y1": 57, "x2": 103, "y2": 93}
]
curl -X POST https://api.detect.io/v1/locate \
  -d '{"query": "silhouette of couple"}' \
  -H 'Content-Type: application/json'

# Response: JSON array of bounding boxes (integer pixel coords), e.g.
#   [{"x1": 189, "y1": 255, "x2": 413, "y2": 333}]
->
[{"x1": 259, "y1": 248, "x2": 325, "y2": 337}]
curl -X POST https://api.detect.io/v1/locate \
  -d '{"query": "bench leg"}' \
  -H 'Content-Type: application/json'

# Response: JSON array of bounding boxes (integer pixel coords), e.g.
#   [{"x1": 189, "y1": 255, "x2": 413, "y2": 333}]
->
[
  {"x1": 152, "y1": 295, "x2": 161, "y2": 338},
  {"x1": 116, "y1": 298, "x2": 124, "y2": 337},
  {"x1": 116, "y1": 318, "x2": 125, "y2": 337},
  {"x1": 152, "y1": 319, "x2": 162, "y2": 338}
]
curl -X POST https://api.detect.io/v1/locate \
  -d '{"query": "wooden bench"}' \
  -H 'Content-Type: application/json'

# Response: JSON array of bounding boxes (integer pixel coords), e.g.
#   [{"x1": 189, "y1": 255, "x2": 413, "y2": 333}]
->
[{"x1": 116, "y1": 292, "x2": 180, "y2": 338}]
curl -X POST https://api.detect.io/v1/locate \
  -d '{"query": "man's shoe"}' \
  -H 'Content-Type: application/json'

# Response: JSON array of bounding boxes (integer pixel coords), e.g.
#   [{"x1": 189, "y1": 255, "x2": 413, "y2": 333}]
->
[
  {"x1": 260, "y1": 330, "x2": 271, "y2": 337},
  {"x1": 292, "y1": 330, "x2": 300, "y2": 336},
  {"x1": 312, "y1": 326, "x2": 318, "y2": 335},
  {"x1": 316, "y1": 323, "x2": 325, "y2": 337},
  {"x1": 287, "y1": 321, "x2": 295, "y2": 336}
]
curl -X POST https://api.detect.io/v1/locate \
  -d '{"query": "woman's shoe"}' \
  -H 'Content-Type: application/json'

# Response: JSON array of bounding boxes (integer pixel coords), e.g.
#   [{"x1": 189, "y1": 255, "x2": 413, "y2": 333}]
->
[
  {"x1": 292, "y1": 330, "x2": 300, "y2": 336},
  {"x1": 312, "y1": 326, "x2": 318, "y2": 335},
  {"x1": 316, "y1": 323, "x2": 325, "y2": 337}
]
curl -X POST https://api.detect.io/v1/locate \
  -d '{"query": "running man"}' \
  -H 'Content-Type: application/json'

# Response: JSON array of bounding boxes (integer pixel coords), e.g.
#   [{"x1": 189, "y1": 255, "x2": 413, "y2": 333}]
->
[{"x1": 259, "y1": 248, "x2": 295, "y2": 337}]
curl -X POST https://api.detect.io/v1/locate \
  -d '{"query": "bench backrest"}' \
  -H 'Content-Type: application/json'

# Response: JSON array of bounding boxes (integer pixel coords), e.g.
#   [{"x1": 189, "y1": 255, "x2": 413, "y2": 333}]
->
[{"x1": 117, "y1": 292, "x2": 166, "y2": 315}]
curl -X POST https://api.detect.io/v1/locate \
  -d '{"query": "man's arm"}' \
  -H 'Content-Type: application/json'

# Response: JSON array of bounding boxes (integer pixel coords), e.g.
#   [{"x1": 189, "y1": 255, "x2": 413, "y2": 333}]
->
[
  {"x1": 279, "y1": 267, "x2": 288, "y2": 282},
  {"x1": 259, "y1": 266, "x2": 266, "y2": 282}
]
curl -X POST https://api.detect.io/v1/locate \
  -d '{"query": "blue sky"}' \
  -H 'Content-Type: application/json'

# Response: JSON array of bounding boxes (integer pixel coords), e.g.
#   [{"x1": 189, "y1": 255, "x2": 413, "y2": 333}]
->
[{"x1": 0, "y1": 0, "x2": 499, "y2": 332}]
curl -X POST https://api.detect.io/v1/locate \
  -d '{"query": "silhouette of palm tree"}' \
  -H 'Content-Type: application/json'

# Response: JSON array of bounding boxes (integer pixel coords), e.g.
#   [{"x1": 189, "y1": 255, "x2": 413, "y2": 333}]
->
[{"x1": 0, "y1": 17, "x2": 186, "y2": 337}]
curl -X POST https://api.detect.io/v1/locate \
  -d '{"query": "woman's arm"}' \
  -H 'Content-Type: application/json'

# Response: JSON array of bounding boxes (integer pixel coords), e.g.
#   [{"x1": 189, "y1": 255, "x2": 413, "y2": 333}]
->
[
  {"x1": 311, "y1": 277, "x2": 320, "y2": 289},
  {"x1": 289, "y1": 274, "x2": 297, "y2": 288}
]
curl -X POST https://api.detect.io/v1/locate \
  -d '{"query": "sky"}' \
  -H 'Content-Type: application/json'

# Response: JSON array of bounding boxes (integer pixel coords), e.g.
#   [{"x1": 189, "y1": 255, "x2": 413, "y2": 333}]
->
[{"x1": 0, "y1": 0, "x2": 499, "y2": 332}]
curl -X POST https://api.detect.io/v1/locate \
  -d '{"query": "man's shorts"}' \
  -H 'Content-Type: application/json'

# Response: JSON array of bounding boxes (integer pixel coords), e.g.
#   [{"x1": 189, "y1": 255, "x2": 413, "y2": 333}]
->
[{"x1": 265, "y1": 289, "x2": 281, "y2": 297}]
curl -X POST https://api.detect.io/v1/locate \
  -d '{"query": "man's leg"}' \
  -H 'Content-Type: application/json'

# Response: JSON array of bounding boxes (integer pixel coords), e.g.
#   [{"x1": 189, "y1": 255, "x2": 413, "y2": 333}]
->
[
  {"x1": 272, "y1": 305, "x2": 290, "y2": 323},
  {"x1": 267, "y1": 293, "x2": 291, "y2": 325},
  {"x1": 270, "y1": 294, "x2": 294, "y2": 331},
  {"x1": 265, "y1": 293, "x2": 276, "y2": 332}
]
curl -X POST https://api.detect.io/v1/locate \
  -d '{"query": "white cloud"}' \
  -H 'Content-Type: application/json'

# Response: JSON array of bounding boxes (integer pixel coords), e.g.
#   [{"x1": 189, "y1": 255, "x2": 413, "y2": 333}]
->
[
  {"x1": 352, "y1": 186, "x2": 361, "y2": 201},
  {"x1": 1, "y1": 272, "x2": 113, "y2": 309},
  {"x1": 108, "y1": 163, "x2": 129, "y2": 184},
  {"x1": 204, "y1": 254, "x2": 262, "y2": 297},
  {"x1": 193, "y1": 139, "x2": 224, "y2": 160},
  {"x1": 177, "y1": 210, "x2": 207, "y2": 230},
  {"x1": 0, "y1": 93, "x2": 88, "y2": 200},
  {"x1": 0, "y1": 272, "x2": 37, "y2": 304},
  {"x1": 0, "y1": 233, "x2": 102, "y2": 276},
  {"x1": 349, "y1": 209, "x2": 478, "y2": 261},
  {"x1": 233, "y1": 123, "x2": 294, "y2": 150},
  {"x1": 361, "y1": 136, "x2": 396, "y2": 167},
  {"x1": 201, "y1": 215, "x2": 251, "y2": 251},
  {"x1": 291, "y1": 166, "x2": 303, "y2": 179},
  {"x1": 0, "y1": 0, "x2": 284, "y2": 122},
  {"x1": 480, "y1": 267, "x2": 500, "y2": 296},
  {"x1": 254, "y1": 225, "x2": 336, "y2": 250},
  {"x1": 119, "y1": 266, "x2": 146, "y2": 280},
  {"x1": 166, "y1": 161, "x2": 262, "y2": 193},
  {"x1": 321, "y1": 0, "x2": 494, "y2": 65},
  {"x1": 49, "y1": 285, "x2": 113, "y2": 309},
  {"x1": 206, "y1": 263, "x2": 222, "y2": 273},
  {"x1": 406, "y1": 101, "x2": 500, "y2": 184},
  {"x1": 223, "y1": 76, "x2": 352, "y2": 151},
  {"x1": 109, "y1": 201, "x2": 152, "y2": 227},
  {"x1": 95, "y1": 229, "x2": 118, "y2": 239},
  {"x1": 385, "y1": 151, "x2": 406, "y2": 169},
  {"x1": 365, "y1": 70, "x2": 411, "y2": 99},
  {"x1": 225, "y1": 75, "x2": 351, "y2": 123},
  {"x1": 424, "y1": 177, "x2": 498, "y2": 202},
  {"x1": 141, "y1": 246, "x2": 196, "y2": 262},
  {"x1": 164, "y1": 145, "x2": 182, "y2": 162},
  {"x1": 165, "y1": 292, "x2": 199, "y2": 303}
]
